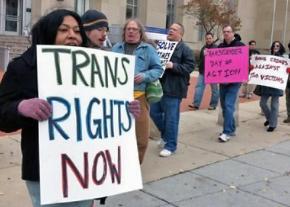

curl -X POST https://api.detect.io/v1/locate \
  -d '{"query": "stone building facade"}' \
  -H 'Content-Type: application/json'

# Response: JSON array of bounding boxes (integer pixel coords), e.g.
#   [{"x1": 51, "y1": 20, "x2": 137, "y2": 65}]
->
[{"x1": 0, "y1": 0, "x2": 290, "y2": 67}]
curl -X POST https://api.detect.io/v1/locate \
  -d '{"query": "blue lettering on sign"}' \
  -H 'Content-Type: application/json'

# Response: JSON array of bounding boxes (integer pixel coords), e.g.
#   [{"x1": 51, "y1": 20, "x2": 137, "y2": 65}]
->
[{"x1": 47, "y1": 97, "x2": 132, "y2": 141}]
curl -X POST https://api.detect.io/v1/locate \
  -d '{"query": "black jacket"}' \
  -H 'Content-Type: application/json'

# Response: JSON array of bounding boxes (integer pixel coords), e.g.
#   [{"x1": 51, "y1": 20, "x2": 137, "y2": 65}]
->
[
  {"x1": 0, "y1": 47, "x2": 40, "y2": 181},
  {"x1": 160, "y1": 41, "x2": 195, "y2": 98},
  {"x1": 198, "y1": 43, "x2": 217, "y2": 75},
  {"x1": 249, "y1": 49, "x2": 260, "y2": 56},
  {"x1": 218, "y1": 38, "x2": 245, "y2": 48}
]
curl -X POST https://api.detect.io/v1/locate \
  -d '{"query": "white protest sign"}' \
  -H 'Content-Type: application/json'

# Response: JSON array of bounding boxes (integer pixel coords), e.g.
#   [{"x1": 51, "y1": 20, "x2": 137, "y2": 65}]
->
[
  {"x1": 249, "y1": 54, "x2": 290, "y2": 90},
  {"x1": 156, "y1": 40, "x2": 178, "y2": 70},
  {"x1": 37, "y1": 45, "x2": 142, "y2": 205}
]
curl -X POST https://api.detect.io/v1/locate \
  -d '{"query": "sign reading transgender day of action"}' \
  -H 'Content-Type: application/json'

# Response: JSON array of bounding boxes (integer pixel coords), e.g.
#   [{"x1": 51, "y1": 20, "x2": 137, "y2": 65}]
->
[
  {"x1": 248, "y1": 54, "x2": 290, "y2": 90},
  {"x1": 37, "y1": 45, "x2": 142, "y2": 205},
  {"x1": 205, "y1": 46, "x2": 249, "y2": 83}
]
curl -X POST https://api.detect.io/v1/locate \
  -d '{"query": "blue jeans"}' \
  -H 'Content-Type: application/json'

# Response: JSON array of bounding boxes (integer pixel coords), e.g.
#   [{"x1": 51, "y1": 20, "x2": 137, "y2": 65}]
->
[
  {"x1": 26, "y1": 181, "x2": 92, "y2": 207},
  {"x1": 219, "y1": 83, "x2": 241, "y2": 135},
  {"x1": 193, "y1": 74, "x2": 219, "y2": 108},
  {"x1": 260, "y1": 95, "x2": 279, "y2": 127},
  {"x1": 150, "y1": 95, "x2": 181, "y2": 152}
]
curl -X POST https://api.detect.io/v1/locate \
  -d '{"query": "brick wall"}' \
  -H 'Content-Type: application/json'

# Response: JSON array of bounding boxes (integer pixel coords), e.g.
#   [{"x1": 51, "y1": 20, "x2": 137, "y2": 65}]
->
[{"x1": 0, "y1": 35, "x2": 31, "y2": 60}]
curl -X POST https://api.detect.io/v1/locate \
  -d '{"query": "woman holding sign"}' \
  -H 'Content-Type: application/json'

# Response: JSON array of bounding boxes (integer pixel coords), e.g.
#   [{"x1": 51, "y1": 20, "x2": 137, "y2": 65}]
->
[
  {"x1": 0, "y1": 9, "x2": 94, "y2": 207},
  {"x1": 0, "y1": 9, "x2": 141, "y2": 207},
  {"x1": 259, "y1": 41, "x2": 286, "y2": 132}
]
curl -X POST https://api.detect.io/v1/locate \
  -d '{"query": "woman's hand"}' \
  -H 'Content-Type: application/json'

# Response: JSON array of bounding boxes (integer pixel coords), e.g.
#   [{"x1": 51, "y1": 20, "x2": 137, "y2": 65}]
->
[
  {"x1": 18, "y1": 98, "x2": 52, "y2": 121},
  {"x1": 128, "y1": 100, "x2": 141, "y2": 118}
]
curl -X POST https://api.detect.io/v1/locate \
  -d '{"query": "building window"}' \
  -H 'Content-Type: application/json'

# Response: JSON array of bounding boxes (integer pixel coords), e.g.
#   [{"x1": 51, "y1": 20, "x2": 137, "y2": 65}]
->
[
  {"x1": 2, "y1": 0, "x2": 21, "y2": 34},
  {"x1": 198, "y1": 25, "x2": 204, "y2": 41},
  {"x1": 75, "y1": 0, "x2": 89, "y2": 15},
  {"x1": 166, "y1": 0, "x2": 175, "y2": 28},
  {"x1": 126, "y1": 0, "x2": 138, "y2": 19}
]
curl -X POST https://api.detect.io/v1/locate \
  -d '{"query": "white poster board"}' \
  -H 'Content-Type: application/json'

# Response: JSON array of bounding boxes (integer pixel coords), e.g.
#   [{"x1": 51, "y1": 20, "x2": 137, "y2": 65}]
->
[
  {"x1": 248, "y1": 54, "x2": 290, "y2": 90},
  {"x1": 156, "y1": 40, "x2": 178, "y2": 70},
  {"x1": 37, "y1": 45, "x2": 142, "y2": 205}
]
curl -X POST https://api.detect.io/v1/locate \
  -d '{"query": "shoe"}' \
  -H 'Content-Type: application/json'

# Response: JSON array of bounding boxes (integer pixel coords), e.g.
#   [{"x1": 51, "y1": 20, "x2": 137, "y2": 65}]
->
[
  {"x1": 264, "y1": 121, "x2": 269, "y2": 126},
  {"x1": 283, "y1": 117, "x2": 290, "y2": 123},
  {"x1": 228, "y1": 132, "x2": 236, "y2": 137},
  {"x1": 218, "y1": 133, "x2": 230, "y2": 142},
  {"x1": 267, "y1": 127, "x2": 276, "y2": 132},
  {"x1": 159, "y1": 149, "x2": 173, "y2": 157},
  {"x1": 188, "y1": 104, "x2": 199, "y2": 110},
  {"x1": 219, "y1": 132, "x2": 236, "y2": 137},
  {"x1": 158, "y1": 139, "x2": 166, "y2": 149},
  {"x1": 208, "y1": 106, "x2": 216, "y2": 110}
]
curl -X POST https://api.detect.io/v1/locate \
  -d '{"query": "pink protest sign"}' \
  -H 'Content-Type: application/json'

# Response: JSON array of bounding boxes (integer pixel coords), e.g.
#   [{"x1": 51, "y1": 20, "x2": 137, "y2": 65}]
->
[{"x1": 205, "y1": 46, "x2": 249, "y2": 83}]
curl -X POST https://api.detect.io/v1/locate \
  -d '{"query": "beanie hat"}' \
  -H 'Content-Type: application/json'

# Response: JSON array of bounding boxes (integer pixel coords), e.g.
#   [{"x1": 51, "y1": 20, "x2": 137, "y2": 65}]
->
[{"x1": 81, "y1": 10, "x2": 109, "y2": 31}]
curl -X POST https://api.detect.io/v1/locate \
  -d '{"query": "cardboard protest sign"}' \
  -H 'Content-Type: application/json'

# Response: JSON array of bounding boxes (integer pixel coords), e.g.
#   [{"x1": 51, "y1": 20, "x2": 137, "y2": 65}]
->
[
  {"x1": 37, "y1": 45, "x2": 142, "y2": 205},
  {"x1": 248, "y1": 54, "x2": 290, "y2": 90},
  {"x1": 156, "y1": 40, "x2": 178, "y2": 70},
  {"x1": 205, "y1": 46, "x2": 249, "y2": 83}
]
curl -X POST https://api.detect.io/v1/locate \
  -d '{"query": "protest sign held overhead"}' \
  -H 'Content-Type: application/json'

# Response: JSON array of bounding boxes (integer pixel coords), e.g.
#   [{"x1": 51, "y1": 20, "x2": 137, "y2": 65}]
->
[
  {"x1": 248, "y1": 54, "x2": 290, "y2": 90},
  {"x1": 156, "y1": 40, "x2": 178, "y2": 70},
  {"x1": 37, "y1": 45, "x2": 142, "y2": 205},
  {"x1": 205, "y1": 46, "x2": 249, "y2": 83}
]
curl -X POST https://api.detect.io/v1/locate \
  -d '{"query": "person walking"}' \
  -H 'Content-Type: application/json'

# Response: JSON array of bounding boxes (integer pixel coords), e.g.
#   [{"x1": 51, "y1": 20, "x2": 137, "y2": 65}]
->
[
  {"x1": 82, "y1": 10, "x2": 141, "y2": 206},
  {"x1": 260, "y1": 41, "x2": 285, "y2": 132},
  {"x1": 218, "y1": 25, "x2": 245, "y2": 142},
  {"x1": 150, "y1": 23, "x2": 195, "y2": 157},
  {"x1": 112, "y1": 19, "x2": 163, "y2": 164},
  {"x1": 189, "y1": 32, "x2": 219, "y2": 110}
]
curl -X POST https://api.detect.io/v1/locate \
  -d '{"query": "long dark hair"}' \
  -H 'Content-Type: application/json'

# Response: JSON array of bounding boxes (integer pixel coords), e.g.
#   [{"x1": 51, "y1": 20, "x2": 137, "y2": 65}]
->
[
  {"x1": 31, "y1": 9, "x2": 87, "y2": 46},
  {"x1": 270, "y1": 41, "x2": 285, "y2": 56}
]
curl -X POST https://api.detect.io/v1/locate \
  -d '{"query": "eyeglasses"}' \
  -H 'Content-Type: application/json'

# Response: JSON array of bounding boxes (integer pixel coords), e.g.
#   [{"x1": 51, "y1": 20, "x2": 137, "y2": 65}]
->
[
  {"x1": 126, "y1": 27, "x2": 139, "y2": 32},
  {"x1": 223, "y1": 30, "x2": 232, "y2": 33},
  {"x1": 97, "y1": 27, "x2": 109, "y2": 33}
]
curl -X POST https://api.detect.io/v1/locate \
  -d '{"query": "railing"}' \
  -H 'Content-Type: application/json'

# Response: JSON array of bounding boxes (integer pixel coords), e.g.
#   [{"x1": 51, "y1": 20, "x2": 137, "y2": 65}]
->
[{"x1": 0, "y1": 47, "x2": 9, "y2": 71}]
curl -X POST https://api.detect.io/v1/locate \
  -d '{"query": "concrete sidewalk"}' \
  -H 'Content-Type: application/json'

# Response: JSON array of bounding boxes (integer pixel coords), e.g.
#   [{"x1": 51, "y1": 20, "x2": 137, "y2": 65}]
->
[{"x1": 1, "y1": 99, "x2": 290, "y2": 207}]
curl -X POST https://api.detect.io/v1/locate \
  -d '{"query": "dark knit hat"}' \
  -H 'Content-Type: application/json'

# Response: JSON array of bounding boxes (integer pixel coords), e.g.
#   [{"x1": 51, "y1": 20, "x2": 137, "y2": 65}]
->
[{"x1": 81, "y1": 10, "x2": 109, "y2": 31}]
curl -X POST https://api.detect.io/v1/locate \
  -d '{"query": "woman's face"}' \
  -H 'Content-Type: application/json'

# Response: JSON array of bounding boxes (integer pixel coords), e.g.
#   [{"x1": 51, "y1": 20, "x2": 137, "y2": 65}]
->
[
  {"x1": 273, "y1": 42, "x2": 281, "y2": 53},
  {"x1": 55, "y1": 16, "x2": 82, "y2": 46}
]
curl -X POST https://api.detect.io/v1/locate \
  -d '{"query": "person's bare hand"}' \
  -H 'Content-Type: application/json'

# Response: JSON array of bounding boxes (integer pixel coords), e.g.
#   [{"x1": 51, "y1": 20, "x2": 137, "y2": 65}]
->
[{"x1": 18, "y1": 98, "x2": 52, "y2": 121}]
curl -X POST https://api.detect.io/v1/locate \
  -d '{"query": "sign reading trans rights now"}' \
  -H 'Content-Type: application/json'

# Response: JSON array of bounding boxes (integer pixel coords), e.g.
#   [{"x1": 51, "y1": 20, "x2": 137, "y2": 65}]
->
[
  {"x1": 37, "y1": 45, "x2": 142, "y2": 205},
  {"x1": 249, "y1": 54, "x2": 290, "y2": 90}
]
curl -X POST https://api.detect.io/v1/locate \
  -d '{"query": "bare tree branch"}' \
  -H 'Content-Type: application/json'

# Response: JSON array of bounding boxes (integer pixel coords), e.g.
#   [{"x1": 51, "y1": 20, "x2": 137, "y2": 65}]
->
[{"x1": 182, "y1": 0, "x2": 241, "y2": 41}]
